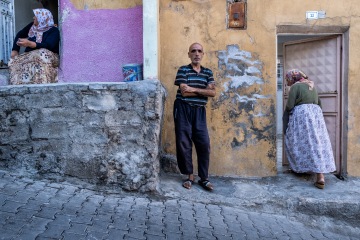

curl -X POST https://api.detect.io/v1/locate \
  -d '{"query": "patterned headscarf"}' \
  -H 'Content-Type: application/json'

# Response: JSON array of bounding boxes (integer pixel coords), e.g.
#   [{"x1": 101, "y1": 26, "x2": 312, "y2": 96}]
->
[
  {"x1": 28, "y1": 8, "x2": 55, "y2": 43},
  {"x1": 285, "y1": 69, "x2": 314, "y2": 90}
]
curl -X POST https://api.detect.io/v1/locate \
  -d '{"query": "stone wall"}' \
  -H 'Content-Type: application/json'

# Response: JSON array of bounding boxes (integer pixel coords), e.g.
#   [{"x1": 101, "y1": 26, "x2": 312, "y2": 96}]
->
[{"x1": 0, "y1": 80, "x2": 166, "y2": 192}]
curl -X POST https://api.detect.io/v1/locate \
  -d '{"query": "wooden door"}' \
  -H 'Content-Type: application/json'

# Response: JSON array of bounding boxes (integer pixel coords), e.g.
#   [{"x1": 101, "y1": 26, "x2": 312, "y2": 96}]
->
[{"x1": 282, "y1": 35, "x2": 342, "y2": 175}]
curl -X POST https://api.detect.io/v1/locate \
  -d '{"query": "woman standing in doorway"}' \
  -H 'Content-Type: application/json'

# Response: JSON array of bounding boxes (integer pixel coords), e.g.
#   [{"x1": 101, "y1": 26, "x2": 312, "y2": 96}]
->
[{"x1": 283, "y1": 69, "x2": 336, "y2": 189}]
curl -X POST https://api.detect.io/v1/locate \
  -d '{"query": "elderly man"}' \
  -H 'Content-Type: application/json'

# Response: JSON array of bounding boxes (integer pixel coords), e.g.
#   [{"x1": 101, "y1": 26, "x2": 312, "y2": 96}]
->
[{"x1": 173, "y1": 42, "x2": 216, "y2": 191}]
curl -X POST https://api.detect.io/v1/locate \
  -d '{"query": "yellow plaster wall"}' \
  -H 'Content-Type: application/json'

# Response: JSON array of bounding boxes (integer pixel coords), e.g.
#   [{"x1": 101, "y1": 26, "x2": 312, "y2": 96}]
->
[
  {"x1": 347, "y1": 17, "x2": 360, "y2": 176},
  {"x1": 160, "y1": 0, "x2": 360, "y2": 177},
  {"x1": 70, "y1": 0, "x2": 142, "y2": 10}
]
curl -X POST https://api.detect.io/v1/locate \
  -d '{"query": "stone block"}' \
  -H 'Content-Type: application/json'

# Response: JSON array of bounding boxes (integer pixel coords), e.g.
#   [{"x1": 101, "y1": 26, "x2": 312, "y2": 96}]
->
[
  {"x1": 0, "y1": 81, "x2": 166, "y2": 192},
  {"x1": 30, "y1": 122, "x2": 70, "y2": 139},
  {"x1": 105, "y1": 110, "x2": 142, "y2": 127},
  {"x1": 83, "y1": 94, "x2": 118, "y2": 111}
]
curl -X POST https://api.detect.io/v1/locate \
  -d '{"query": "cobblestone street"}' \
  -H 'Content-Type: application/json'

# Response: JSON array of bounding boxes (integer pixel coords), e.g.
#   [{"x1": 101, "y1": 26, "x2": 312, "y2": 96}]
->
[{"x1": 0, "y1": 170, "x2": 359, "y2": 240}]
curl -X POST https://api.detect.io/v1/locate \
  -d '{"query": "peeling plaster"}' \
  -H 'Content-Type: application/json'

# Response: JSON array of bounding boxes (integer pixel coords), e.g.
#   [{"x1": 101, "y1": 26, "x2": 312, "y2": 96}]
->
[
  {"x1": 60, "y1": 7, "x2": 72, "y2": 23},
  {"x1": 213, "y1": 44, "x2": 275, "y2": 149},
  {"x1": 216, "y1": 45, "x2": 266, "y2": 103}
]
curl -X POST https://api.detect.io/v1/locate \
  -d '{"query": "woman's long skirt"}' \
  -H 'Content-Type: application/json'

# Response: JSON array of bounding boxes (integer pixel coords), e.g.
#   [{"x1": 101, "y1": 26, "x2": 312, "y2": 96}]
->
[
  {"x1": 285, "y1": 104, "x2": 336, "y2": 173},
  {"x1": 8, "y1": 48, "x2": 59, "y2": 85}
]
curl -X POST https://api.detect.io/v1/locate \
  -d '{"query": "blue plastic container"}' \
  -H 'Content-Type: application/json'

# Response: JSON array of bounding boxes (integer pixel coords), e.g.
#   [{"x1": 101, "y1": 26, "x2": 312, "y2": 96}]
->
[{"x1": 122, "y1": 63, "x2": 143, "y2": 82}]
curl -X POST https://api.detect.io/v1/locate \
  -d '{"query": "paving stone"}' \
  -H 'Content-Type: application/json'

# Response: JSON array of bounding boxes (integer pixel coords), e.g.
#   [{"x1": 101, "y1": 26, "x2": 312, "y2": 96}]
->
[
  {"x1": 163, "y1": 222, "x2": 181, "y2": 234},
  {"x1": 86, "y1": 230, "x2": 109, "y2": 239},
  {"x1": 0, "y1": 227, "x2": 20, "y2": 240},
  {"x1": 16, "y1": 230, "x2": 44, "y2": 240},
  {"x1": 30, "y1": 193, "x2": 51, "y2": 205},
  {"x1": 66, "y1": 196, "x2": 88, "y2": 208},
  {"x1": 2, "y1": 200, "x2": 26, "y2": 213},
  {"x1": 34, "y1": 206, "x2": 59, "y2": 220},
  {"x1": 212, "y1": 225, "x2": 229, "y2": 235},
  {"x1": 51, "y1": 214, "x2": 72, "y2": 226},
  {"x1": 212, "y1": 233, "x2": 233, "y2": 240},
  {"x1": 98, "y1": 199, "x2": 118, "y2": 213},
  {"x1": 27, "y1": 216, "x2": 52, "y2": 231},
  {"x1": 56, "y1": 185, "x2": 79, "y2": 196},
  {"x1": 223, "y1": 214, "x2": 238, "y2": 223},
  {"x1": 134, "y1": 197, "x2": 151, "y2": 206},
  {"x1": 61, "y1": 232, "x2": 86, "y2": 240},
  {"x1": 9, "y1": 209, "x2": 34, "y2": 226},
  {"x1": 275, "y1": 234, "x2": 292, "y2": 240},
  {"x1": 196, "y1": 227, "x2": 217, "y2": 239},
  {"x1": 147, "y1": 213, "x2": 164, "y2": 224},
  {"x1": 125, "y1": 227, "x2": 147, "y2": 240},
  {"x1": 0, "y1": 186, "x2": 17, "y2": 196},
  {"x1": 22, "y1": 199, "x2": 43, "y2": 211},
  {"x1": 179, "y1": 224, "x2": 197, "y2": 236},
  {"x1": 67, "y1": 222, "x2": 88, "y2": 234},
  {"x1": 36, "y1": 223, "x2": 66, "y2": 239},
  {"x1": 107, "y1": 229, "x2": 128, "y2": 239},
  {"x1": 145, "y1": 223, "x2": 165, "y2": 237},
  {"x1": 71, "y1": 214, "x2": 93, "y2": 225},
  {"x1": 0, "y1": 211, "x2": 14, "y2": 224},
  {"x1": 3, "y1": 218, "x2": 26, "y2": 232},
  {"x1": 26, "y1": 181, "x2": 47, "y2": 193},
  {"x1": 242, "y1": 230, "x2": 260, "y2": 240},
  {"x1": 111, "y1": 217, "x2": 130, "y2": 231},
  {"x1": 80, "y1": 205, "x2": 98, "y2": 215},
  {"x1": 163, "y1": 232, "x2": 183, "y2": 240},
  {"x1": 131, "y1": 211, "x2": 148, "y2": 221},
  {"x1": 58, "y1": 205, "x2": 79, "y2": 216},
  {"x1": 163, "y1": 212, "x2": 180, "y2": 223},
  {"x1": 87, "y1": 218, "x2": 111, "y2": 232},
  {"x1": 145, "y1": 233, "x2": 167, "y2": 240},
  {"x1": 0, "y1": 192, "x2": 9, "y2": 206},
  {"x1": 12, "y1": 192, "x2": 32, "y2": 204},
  {"x1": 47, "y1": 195, "x2": 71, "y2": 208},
  {"x1": 128, "y1": 220, "x2": 147, "y2": 229},
  {"x1": 178, "y1": 200, "x2": 194, "y2": 211}
]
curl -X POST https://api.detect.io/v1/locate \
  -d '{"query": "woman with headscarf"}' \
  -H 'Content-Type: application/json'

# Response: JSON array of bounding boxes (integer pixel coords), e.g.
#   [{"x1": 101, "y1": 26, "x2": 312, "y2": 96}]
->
[
  {"x1": 9, "y1": 8, "x2": 60, "y2": 84},
  {"x1": 283, "y1": 69, "x2": 336, "y2": 189}
]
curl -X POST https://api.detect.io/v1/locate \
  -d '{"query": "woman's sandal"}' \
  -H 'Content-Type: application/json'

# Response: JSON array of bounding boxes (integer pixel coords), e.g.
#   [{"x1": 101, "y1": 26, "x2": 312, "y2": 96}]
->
[
  {"x1": 314, "y1": 181, "x2": 325, "y2": 189},
  {"x1": 198, "y1": 179, "x2": 214, "y2": 191},
  {"x1": 182, "y1": 179, "x2": 194, "y2": 189}
]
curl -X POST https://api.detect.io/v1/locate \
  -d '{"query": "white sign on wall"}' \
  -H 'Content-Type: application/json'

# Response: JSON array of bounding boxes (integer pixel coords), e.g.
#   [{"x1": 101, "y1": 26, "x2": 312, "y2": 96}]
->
[
  {"x1": 306, "y1": 10, "x2": 326, "y2": 20},
  {"x1": 306, "y1": 11, "x2": 319, "y2": 19}
]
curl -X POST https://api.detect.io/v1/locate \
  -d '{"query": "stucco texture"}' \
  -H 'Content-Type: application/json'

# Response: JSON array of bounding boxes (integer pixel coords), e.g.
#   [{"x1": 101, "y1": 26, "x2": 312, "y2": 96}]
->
[
  {"x1": 59, "y1": 0, "x2": 143, "y2": 82},
  {"x1": 70, "y1": 0, "x2": 142, "y2": 10},
  {"x1": 160, "y1": 0, "x2": 360, "y2": 177}
]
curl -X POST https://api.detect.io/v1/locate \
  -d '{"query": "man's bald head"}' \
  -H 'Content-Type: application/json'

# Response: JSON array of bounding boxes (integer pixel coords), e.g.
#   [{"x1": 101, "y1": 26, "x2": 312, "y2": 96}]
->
[{"x1": 189, "y1": 42, "x2": 203, "y2": 52}]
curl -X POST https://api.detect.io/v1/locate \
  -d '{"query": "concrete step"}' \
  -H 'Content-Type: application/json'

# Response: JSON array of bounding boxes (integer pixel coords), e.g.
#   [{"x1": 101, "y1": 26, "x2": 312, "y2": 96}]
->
[{"x1": 158, "y1": 172, "x2": 360, "y2": 229}]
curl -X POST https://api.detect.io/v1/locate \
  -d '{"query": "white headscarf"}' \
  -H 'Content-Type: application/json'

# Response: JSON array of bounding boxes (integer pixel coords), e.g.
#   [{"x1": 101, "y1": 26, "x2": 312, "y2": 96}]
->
[{"x1": 28, "y1": 8, "x2": 55, "y2": 43}]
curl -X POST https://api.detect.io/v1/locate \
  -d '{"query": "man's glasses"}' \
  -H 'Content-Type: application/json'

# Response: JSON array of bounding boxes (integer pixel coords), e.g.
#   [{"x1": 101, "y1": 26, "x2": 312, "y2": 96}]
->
[{"x1": 191, "y1": 49, "x2": 203, "y2": 53}]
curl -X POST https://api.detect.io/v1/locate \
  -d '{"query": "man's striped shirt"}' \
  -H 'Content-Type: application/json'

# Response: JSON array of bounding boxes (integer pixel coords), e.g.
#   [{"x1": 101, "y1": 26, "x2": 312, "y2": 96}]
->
[{"x1": 174, "y1": 64, "x2": 215, "y2": 106}]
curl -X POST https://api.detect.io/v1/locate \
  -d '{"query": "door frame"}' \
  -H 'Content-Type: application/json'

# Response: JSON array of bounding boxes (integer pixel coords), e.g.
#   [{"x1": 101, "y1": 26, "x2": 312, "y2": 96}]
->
[{"x1": 276, "y1": 25, "x2": 349, "y2": 178}]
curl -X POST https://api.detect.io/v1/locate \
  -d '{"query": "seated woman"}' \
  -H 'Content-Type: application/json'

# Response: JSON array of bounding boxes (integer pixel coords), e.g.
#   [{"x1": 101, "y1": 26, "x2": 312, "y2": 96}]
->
[{"x1": 9, "y1": 8, "x2": 60, "y2": 85}]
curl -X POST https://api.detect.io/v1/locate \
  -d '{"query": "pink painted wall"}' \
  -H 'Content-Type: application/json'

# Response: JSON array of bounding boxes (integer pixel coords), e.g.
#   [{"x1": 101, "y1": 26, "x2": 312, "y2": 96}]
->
[{"x1": 59, "y1": 0, "x2": 143, "y2": 82}]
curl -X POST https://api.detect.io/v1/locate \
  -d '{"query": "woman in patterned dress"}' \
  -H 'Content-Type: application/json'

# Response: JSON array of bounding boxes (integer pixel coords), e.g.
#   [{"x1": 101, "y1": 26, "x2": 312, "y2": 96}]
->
[
  {"x1": 8, "y1": 8, "x2": 60, "y2": 85},
  {"x1": 283, "y1": 69, "x2": 336, "y2": 189}
]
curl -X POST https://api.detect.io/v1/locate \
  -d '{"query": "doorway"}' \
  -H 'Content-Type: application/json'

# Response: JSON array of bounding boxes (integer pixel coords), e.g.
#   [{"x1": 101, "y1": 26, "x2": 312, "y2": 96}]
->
[
  {"x1": 276, "y1": 32, "x2": 348, "y2": 178},
  {"x1": 0, "y1": 0, "x2": 58, "y2": 84}
]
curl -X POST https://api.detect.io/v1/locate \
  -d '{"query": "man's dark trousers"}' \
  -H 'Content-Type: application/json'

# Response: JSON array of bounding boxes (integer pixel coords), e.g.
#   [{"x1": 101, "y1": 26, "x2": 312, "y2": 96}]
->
[{"x1": 173, "y1": 99, "x2": 210, "y2": 180}]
